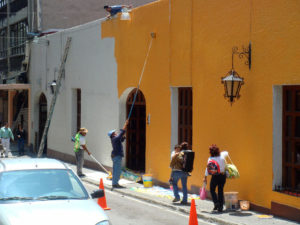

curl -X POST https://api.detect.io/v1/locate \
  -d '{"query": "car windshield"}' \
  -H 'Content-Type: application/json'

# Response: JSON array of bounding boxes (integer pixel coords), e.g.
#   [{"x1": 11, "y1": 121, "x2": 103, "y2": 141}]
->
[{"x1": 0, "y1": 169, "x2": 89, "y2": 202}]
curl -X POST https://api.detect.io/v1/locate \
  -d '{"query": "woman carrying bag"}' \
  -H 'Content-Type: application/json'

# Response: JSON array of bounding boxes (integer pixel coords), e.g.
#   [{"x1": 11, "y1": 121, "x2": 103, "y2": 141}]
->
[{"x1": 203, "y1": 144, "x2": 228, "y2": 212}]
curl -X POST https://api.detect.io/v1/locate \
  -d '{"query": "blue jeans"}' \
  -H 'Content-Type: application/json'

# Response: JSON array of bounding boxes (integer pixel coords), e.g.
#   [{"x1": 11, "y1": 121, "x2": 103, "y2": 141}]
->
[
  {"x1": 112, "y1": 155, "x2": 122, "y2": 185},
  {"x1": 172, "y1": 171, "x2": 188, "y2": 202}
]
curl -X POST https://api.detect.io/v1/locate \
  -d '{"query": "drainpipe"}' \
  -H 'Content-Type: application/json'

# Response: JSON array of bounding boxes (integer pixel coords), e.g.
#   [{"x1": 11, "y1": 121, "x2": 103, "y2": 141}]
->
[
  {"x1": 168, "y1": 0, "x2": 171, "y2": 84},
  {"x1": 190, "y1": 0, "x2": 193, "y2": 85},
  {"x1": 6, "y1": 0, "x2": 10, "y2": 76}
]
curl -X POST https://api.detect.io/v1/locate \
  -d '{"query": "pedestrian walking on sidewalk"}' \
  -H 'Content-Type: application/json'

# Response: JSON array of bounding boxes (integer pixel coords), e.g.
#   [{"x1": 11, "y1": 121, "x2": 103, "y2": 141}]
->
[
  {"x1": 170, "y1": 142, "x2": 189, "y2": 205},
  {"x1": 203, "y1": 144, "x2": 228, "y2": 212},
  {"x1": 169, "y1": 144, "x2": 181, "y2": 187},
  {"x1": 73, "y1": 128, "x2": 91, "y2": 177},
  {"x1": 0, "y1": 122, "x2": 14, "y2": 158},
  {"x1": 108, "y1": 119, "x2": 129, "y2": 189},
  {"x1": 16, "y1": 124, "x2": 26, "y2": 156}
]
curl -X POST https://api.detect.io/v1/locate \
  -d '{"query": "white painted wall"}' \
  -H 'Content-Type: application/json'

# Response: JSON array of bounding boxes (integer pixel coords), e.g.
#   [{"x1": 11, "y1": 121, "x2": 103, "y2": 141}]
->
[{"x1": 29, "y1": 18, "x2": 119, "y2": 167}]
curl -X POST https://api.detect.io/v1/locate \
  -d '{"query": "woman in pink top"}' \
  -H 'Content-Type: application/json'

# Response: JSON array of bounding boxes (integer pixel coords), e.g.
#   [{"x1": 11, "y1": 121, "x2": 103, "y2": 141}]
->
[{"x1": 203, "y1": 144, "x2": 228, "y2": 212}]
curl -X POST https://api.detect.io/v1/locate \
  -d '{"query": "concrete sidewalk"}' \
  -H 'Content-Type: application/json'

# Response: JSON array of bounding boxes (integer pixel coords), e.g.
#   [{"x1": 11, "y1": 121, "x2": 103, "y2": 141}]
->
[
  {"x1": 68, "y1": 163, "x2": 297, "y2": 225},
  {"x1": 4, "y1": 145, "x2": 298, "y2": 225}
]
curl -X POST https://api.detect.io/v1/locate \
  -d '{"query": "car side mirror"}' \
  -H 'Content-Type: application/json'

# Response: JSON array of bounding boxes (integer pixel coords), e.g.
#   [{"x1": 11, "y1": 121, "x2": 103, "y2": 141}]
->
[{"x1": 91, "y1": 189, "x2": 104, "y2": 199}]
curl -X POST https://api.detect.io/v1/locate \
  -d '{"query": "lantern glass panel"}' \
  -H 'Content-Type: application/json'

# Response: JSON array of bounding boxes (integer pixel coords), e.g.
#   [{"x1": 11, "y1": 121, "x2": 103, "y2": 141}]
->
[
  {"x1": 232, "y1": 80, "x2": 240, "y2": 97},
  {"x1": 224, "y1": 80, "x2": 231, "y2": 97}
]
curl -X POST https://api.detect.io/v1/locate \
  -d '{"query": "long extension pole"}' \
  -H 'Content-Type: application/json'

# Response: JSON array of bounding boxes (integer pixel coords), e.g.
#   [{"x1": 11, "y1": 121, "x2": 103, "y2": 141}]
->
[{"x1": 127, "y1": 33, "x2": 155, "y2": 120}]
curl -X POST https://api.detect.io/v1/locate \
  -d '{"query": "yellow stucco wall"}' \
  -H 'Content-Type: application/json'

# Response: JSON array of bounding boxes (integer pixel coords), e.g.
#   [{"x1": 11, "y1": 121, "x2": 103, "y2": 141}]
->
[{"x1": 102, "y1": 0, "x2": 300, "y2": 210}]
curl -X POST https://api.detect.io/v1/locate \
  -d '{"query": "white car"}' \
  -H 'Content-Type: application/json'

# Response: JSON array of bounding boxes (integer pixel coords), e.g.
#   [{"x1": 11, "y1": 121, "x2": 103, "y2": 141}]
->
[{"x1": 0, "y1": 158, "x2": 110, "y2": 225}]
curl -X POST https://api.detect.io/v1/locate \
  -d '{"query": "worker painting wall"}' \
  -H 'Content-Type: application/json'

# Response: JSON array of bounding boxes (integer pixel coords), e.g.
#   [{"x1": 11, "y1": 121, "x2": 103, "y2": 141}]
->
[
  {"x1": 102, "y1": 0, "x2": 300, "y2": 218},
  {"x1": 29, "y1": 18, "x2": 119, "y2": 168}
]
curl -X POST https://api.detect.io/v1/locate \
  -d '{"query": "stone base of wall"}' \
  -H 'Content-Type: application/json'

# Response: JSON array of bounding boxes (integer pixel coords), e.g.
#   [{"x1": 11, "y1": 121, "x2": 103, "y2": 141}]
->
[
  {"x1": 246, "y1": 201, "x2": 300, "y2": 222},
  {"x1": 271, "y1": 201, "x2": 300, "y2": 222},
  {"x1": 47, "y1": 148, "x2": 112, "y2": 173},
  {"x1": 250, "y1": 202, "x2": 271, "y2": 215}
]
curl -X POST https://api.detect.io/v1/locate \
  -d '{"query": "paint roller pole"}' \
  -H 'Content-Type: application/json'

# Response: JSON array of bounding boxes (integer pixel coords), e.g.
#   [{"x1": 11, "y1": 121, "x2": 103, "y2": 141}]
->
[
  {"x1": 127, "y1": 32, "x2": 155, "y2": 120},
  {"x1": 89, "y1": 153, "x2": 111, "y2": 175}
]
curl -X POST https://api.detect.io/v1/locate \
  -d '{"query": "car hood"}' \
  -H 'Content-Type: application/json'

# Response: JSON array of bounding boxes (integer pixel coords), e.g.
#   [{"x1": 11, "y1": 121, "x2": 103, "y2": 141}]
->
[{"x1": 0, "y1": 199, "x2": 109, "y2": 225}]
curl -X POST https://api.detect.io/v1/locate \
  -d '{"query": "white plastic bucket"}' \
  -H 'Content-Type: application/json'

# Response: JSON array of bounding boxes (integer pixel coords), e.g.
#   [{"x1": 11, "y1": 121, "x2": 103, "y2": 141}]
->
[
  {"x1": 120, "y1": 8, "x2": 131, "y2": 20},
  {"x1": 224, "y1": 192, "x2": 239, "y2": 210}
]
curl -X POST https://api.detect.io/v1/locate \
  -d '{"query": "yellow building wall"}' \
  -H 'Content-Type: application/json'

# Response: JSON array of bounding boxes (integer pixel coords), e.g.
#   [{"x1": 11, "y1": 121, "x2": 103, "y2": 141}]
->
[
  {"x1": 102, "y1": 1, "x2": 173, "y2": 181},
  {"x1": 102, "y1": 0, "x2": 300, "y2": 210}
]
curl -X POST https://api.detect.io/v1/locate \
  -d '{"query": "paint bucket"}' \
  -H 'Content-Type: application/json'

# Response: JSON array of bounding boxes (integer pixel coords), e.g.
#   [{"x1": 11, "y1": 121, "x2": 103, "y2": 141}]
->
[
  {"x1": 240, "y1": 200, "x2": 250, "y2": 211},
  {"x1": 224, "y1": 192, "x2": 239, "y2": 210},
  {"x1": 142, "y1": 174, "x2": 153, "y2": 188},
  {"x1": 120, "y1": 8, "x2": 130, "y2": 20}
]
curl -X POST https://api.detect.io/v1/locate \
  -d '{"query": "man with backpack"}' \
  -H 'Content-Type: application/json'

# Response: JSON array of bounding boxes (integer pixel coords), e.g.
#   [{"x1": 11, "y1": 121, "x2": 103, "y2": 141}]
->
[{"x1": 170, "y1": 142, "x2": 193, "y2": 205}]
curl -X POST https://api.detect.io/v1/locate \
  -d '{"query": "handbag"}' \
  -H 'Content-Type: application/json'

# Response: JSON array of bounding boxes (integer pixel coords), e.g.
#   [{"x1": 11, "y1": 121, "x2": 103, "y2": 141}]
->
[
  {"x1": 225, "y1": 155, "x2": 240, "y2": 179},
  {"x1": 200, "y1": 182, "x2": 207, "y2": 200}
]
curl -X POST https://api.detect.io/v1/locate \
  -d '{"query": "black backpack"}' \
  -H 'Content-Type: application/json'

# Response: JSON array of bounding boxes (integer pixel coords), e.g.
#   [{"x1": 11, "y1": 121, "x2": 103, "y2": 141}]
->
[{"x1": 182, "y1": 150, "x2": 195, "y2": 173}]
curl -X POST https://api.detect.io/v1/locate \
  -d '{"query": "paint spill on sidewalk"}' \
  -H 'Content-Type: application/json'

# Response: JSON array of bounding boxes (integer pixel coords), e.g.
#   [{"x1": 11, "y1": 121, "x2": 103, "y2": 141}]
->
[
  {"x1": 256, "y1": 215, "x2": 274, "y2": 219},
  {"x1": 130, "y1": 186, "x2": 200, "y2": 200}
]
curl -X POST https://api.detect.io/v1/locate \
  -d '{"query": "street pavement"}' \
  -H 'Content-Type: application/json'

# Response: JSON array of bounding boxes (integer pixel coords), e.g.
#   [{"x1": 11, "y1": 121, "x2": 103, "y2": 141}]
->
[
  {"x1": 4, "y1": 146, "x2": 299, "y2": 225},
  {"x1": 84, "y1": 182, "x2": 212, "y2": 225}
]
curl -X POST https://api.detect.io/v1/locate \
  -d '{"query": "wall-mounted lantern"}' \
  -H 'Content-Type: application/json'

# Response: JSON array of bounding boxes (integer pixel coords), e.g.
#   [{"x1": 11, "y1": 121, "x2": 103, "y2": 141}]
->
[
  {"x1": 221, "y1": 43, "x2": 251, "y2": 104},
  {"x1": 222, "y1": 69, "x2": 244, "y2": 103},
  {"x1": 50, "y1": 80, "x2": 56, "y2": 94}
]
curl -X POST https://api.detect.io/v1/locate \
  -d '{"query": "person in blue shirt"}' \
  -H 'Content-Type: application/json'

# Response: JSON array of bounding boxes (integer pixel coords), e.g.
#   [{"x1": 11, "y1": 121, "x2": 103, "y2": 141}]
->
[
  {"x1": 108, "y1": 119, "x2": 129, "y2": 189},
  {"x1": 104, "y1": 5, "x2": 132, "y2": 19}
]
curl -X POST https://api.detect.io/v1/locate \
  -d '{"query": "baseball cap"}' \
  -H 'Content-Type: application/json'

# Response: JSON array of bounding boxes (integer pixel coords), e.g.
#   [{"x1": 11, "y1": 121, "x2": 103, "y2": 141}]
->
[{"x1": 108, "y1": 129, "x2": 116, "y2": 137}]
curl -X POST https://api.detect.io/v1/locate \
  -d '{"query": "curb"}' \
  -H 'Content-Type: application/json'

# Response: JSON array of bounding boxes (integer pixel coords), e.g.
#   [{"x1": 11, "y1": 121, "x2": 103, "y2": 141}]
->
[{"x1": 83, "y1": 177, "x2": 240, "y2": 225}]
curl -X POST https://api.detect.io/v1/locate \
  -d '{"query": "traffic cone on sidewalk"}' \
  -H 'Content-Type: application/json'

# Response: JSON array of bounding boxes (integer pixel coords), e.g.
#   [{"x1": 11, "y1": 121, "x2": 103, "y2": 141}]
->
[
  {"x1": 97, "y1": 178, "x2": 111, "y2": 210},
  {"x1": 188, "y1": 199, "x2": 198, "y2": 225}
]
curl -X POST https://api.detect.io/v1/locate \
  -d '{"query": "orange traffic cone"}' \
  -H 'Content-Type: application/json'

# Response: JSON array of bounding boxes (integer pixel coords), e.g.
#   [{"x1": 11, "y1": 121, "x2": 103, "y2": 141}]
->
[
  {"x1": 188, "y1": 199, "x2": 198, "y2": 225},
  {"x1": 97, "y1": 178, "x2": 111, "y2": 210}
]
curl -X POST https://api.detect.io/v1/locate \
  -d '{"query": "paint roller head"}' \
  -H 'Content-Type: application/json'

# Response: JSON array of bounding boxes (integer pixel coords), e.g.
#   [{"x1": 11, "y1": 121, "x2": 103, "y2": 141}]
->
[{"x1": 150, "y1": 32, "x2": 156, "y2": 38}]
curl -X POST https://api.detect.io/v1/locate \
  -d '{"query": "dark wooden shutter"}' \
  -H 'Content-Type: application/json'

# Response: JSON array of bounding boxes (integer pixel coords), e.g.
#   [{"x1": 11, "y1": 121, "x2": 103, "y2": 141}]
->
[
  {"x1": 282, "y1": 86, "x2": 300, "y2": 192},
  {"x1": 178, "y1": 88, "x2": 193, "y2": 147}
]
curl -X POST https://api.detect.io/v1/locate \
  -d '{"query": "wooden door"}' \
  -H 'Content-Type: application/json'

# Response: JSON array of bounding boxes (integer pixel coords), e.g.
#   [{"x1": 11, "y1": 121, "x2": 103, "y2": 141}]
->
[{"x1": 126, "y1": 89, "x2": 146, "y2": 172}]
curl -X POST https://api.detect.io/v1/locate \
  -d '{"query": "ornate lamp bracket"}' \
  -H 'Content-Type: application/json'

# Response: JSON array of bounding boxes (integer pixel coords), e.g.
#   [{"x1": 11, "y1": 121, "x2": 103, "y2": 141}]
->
[{"x1": 232, "y1": 43, "x2": 252, "y2": 70}]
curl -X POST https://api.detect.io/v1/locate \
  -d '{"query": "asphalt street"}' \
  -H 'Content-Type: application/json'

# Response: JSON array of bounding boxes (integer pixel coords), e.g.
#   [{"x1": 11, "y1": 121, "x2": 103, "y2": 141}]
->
[{"x1": 84, "y1": 182, "x2": 215, "y2": 225}]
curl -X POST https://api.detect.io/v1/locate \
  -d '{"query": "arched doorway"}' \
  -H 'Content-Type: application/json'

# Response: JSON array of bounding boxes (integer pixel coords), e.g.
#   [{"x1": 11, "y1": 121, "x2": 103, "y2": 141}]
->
[
  {"x1": 126, "y1": 89, "x2": 146, "y2": 172},
  {"x1": 39, "y1": 93, "x2": 47, "y2": 154}
]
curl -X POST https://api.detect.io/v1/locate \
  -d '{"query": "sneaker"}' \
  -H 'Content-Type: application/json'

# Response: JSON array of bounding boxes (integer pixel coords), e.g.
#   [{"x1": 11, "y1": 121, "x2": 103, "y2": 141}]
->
[
  {"x1": 213, "y1": 203, "x2": 219, "y2": 211},
  {"x1": 78, "y1": 174, "x2": 86, "y2": 178},
  {"x1": 172, "y1": 198, "x2": 180, "y2": 203},
  {"x1": 180, "y1": 201, "x2": 188, "y2": 205},
  {"x1": 218, "y1": 205, "x2": 223, "y2": 212},
  {"x1": 112, "y1": 184, "x2": 125, "y2": 188}
]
